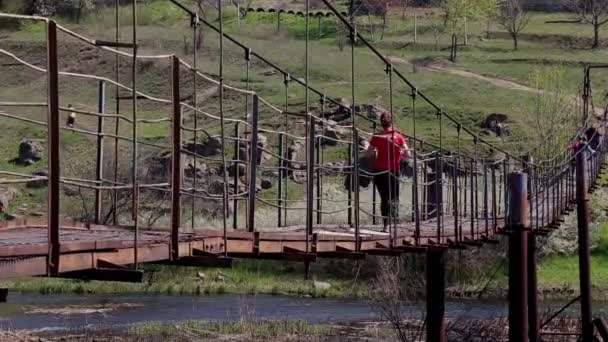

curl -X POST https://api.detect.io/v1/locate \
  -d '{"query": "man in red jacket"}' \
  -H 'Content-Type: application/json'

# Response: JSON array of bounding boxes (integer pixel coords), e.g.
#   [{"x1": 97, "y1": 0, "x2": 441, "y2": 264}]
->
[{"x1": 365, "y1": 113, "x2": 412, "y2": 232}]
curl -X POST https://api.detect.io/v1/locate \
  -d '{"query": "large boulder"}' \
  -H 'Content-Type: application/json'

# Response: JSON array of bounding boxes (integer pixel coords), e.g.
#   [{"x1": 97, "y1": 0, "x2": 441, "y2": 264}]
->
[
  {"x1": 0, "y1": 187, "x2": 17, "y2": 213},
  {"x1": 18, "y1": 139, "x2": 44, "y2": 165},
  {"x1": 26, "y1": 170, "x2": 48, "y2": 188},
  {"x1": 232, "y1": 134, "x2": 270, "y2": 166},
  {"x1": 317, "y1": 120, "x2": 349, "y2": 147},
  {"x1": 184, "y1": 137, "x2": 222, "y2": 157},
  {"x1": 322, "y1": 97, "x2": 352, "y2": 122},
  {"x1": 480, "y1": 113, "x2": 510, "y2": 137}
]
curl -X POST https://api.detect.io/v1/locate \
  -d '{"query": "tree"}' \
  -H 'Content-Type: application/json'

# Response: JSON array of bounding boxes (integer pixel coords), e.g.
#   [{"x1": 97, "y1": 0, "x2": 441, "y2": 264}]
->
[
  {"x1": 565, "y1": 0, "x2": 608, "y2": 48},
  {"x1": 441, "y1": 0, "x2": 496, "y2": 33},
  {"x1": 525, "y1": 66, "x2": 579, "y2": 160},
  {"x1": 360, "y1": 0, "x2": 400, "y2": 40},
  {"x1": 497, "y1": 0, "x2": 529, "y2": 50},
  {"x1": 475, "y1": 0, "x2": 498, "y2": 38}
]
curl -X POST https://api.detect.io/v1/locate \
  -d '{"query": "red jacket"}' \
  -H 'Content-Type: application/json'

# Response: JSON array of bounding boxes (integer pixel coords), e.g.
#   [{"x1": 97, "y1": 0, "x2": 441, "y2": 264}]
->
[{"x1": 370, "y1": 128, "x2": 407, "y2": 172}]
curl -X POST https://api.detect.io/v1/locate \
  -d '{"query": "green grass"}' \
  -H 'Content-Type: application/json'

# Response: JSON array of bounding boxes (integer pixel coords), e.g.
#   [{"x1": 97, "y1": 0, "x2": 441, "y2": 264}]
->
[
  {"x1": 129, "y1": 319, "x2": 333, "y2": 339},
  {"x1": 1, "y1": 260, "x2": 369, "y2": 298}
]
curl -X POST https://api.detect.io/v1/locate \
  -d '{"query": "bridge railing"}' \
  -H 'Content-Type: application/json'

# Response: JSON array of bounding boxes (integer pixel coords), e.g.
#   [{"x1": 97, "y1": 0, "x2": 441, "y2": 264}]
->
[{"x1": 0, "y1": 7, "x2": 606, "y2": 279}]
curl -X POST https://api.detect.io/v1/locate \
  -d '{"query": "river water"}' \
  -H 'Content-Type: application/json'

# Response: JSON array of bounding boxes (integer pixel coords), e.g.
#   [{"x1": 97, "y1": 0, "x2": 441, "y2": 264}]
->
[{"x1": 0, "y1": 293, "x2": 602, "y2": 333}]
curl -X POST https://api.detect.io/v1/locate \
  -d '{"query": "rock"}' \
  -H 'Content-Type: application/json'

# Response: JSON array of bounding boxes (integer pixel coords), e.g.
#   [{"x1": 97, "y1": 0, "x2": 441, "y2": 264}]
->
[
  {"x1": 226, "y1": 162, "x2": 247, "y2": 177},
  {"x1": 184, "y1": 137, "x2": 222, "y2": 158},
  {"x1": 31, "y1": 212, "x2": 44, "y2": 217},
  {"x1": 26, "y1": 171, "x2": 48, "y2": 188},
  {"x1": 1, "y1": 213, "x2": 17, "y2": 220},
  {"x1": 260, "y1": 179, "x2": 273, "y2": 190},
  {"x1": 63, "y1": 187, "x2": 79, "y2": 197},
  {"x1": 197, "y1": 272, "x2": 206, "y2": 280},
  {"x1": 144, "y1": 151, "x2": 171, "y2": 182},
  {"x1": 207, "y1": 177, "x2": 226, "y2": 195},
  {"x1": 480, "y1": 113, "x2": 510, "y2": 136},
  {"x1": 184, "y1": 158, "x2": 207, "y2": 179},
  {"x1": 317, "y1": 120, "x2": 348, "y2": 146},
  {"x1": 233, "y1": 134, "x2": 269, "y2": 166},
  {"x1": 18, "y1": 139, "x2": 44, "y2": 165},
  {"x1": 313, "y1": 280, "x2": 331, "y2": 290},
  {"x1": 262, "y1": 69, "x2": 278, "y2": 76},
  {"x1": 323, "y1": 98, "x2": 352, "y2": 122},
  {"x1": 0, "y1": 187, "x2": 17, "y2": 213},
  {"x1": 364, "y1": 104, "x2": 386, "y2": 120},
  {"x1": 215, "y1": 274, "x2": 226, "y2": 282}
]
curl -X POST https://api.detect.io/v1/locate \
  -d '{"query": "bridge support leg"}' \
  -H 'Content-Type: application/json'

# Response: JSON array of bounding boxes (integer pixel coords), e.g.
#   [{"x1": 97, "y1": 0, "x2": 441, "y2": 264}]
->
[
  {"x1": 527, "y1": 233, "x2": 539, "y2": 342},
  {"x1": 0, "y1": 288, "x2": 7, "y2": 303},
  {"x1": 170, "y1": 56, "x2": 182, "y2": 261},
  {"x1": 425, "y1": 164, "x2": 440, "y2": 220},
  {"x1": 576, "y1": 151, "x2": 594, "y2": 342},
  {"x1": 46, "y1": 20, "x2": 60, "y2": 277},
  {"x1": 426, "y1": 247, "x2": 446, "y2": 342},
  {"x1": 508, "y1": 172, "x2": 529, "y2": 342},
  {"x1": 94, "y1": 80, "x2": 106, "y2": 225}
]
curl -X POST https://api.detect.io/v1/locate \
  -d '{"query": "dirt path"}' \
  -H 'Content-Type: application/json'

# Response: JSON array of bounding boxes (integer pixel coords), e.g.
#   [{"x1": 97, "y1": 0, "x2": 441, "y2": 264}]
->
[
  {"x1": 424, "y1": 64, "x2": 544, "y2": 94},
  {"x1": 384, "y1": 54, "x2": 605, "y2": 118}
]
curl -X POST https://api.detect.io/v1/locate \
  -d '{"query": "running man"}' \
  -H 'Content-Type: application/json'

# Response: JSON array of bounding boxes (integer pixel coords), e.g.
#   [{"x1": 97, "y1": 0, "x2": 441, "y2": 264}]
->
[{"x1": 365, "y1": 113, "x2": 412, "y2": 232}]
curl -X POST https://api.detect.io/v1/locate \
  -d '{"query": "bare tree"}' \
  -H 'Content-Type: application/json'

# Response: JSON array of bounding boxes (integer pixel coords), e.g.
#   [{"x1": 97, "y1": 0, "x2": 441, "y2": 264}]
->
[
  {"x1": 497, "y1": 0, "x2": 529, "y2": 50},
  {"x1": 360, "y1": 0, "x2": 400, "y2": 40},
  {"x1": 565, "y1": 0, "x2": 608, "y2": 48},
  {"x1": 369, "y1": 257, "x2": 425, "y2": 342}
]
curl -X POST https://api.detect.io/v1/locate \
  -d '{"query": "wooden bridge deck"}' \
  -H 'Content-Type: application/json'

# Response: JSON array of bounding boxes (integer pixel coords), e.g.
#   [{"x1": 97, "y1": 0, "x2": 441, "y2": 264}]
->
[{"x1": 0, "y1": 209, "x2": 548, "y2": 280}]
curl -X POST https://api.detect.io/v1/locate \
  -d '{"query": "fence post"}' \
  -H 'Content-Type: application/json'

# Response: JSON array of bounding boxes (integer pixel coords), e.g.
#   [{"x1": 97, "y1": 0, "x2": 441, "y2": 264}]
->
[
  {"x1": 508, "y1": 172, "x2": 529, "y2": 342},
  {"x1": 426, "y1": 247, "x2": 447, "y2": 342},
  {"x1": 46, "y1": 20, "x2": 60, "y2": 277},
  {"x1": 170, "y1": 55, "x2": 182, "y2": 261},
  {"x1": 247, "y1": 95, "x2": 260, "y2": 232},
  {"x1": 94, "y1": 80, "x2": 106, "y2": 225},
  {"x1": 576, "y1": 151, "x2": 594, "y2": 342}
]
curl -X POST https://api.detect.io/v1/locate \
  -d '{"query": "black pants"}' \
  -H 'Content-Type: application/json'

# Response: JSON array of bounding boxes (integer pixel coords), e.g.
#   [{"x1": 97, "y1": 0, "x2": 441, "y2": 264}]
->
[{"x1": 374, "y1": 171, "x2": 400, "y2": 227}]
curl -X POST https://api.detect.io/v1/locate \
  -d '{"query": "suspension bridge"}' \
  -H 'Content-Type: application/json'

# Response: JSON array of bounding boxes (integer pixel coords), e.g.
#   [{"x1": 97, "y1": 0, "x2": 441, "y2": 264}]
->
[{"x1": 0, "y1": 1, "x2": 608, "y2": 341}]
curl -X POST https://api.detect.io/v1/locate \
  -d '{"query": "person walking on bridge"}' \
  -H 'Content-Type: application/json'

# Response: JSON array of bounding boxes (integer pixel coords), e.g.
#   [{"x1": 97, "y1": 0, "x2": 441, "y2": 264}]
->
[{"x1": 365, "y1": 113, "x2": 412, "y2": 232}]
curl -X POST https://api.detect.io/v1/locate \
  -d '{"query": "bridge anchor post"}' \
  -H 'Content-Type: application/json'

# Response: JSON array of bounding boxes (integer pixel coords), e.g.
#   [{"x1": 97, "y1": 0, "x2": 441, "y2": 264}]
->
[
  {"x1": 426, "y1": 247, "x2": 446, "y2": 342},
  {"x1": 576, "y1": 151, "x2": 594, "y2": 342},
  {"x1": 508, "y1": 172, "x2": 529, "y2": 342}
]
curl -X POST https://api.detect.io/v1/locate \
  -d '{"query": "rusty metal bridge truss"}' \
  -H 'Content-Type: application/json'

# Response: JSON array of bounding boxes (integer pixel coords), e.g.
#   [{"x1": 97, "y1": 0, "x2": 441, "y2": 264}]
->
[{"x1": 1, "y1": 1, "x2": 608, "y2": 341}]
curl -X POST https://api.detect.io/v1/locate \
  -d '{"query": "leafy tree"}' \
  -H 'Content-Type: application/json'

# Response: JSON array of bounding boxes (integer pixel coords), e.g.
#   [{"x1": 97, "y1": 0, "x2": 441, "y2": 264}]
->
[
  {"x1": 525, "y1": 66, "x2": 579, "y2": 160},
  {"x1": 564, "y1": 0, "x2": 608, "y2": 48},
  {"x1": 441, "y1": 0, "x2": 497, "y2": 34},
  {"x1": 57, "y1": 0, "x2": 95, "y2": 23}
]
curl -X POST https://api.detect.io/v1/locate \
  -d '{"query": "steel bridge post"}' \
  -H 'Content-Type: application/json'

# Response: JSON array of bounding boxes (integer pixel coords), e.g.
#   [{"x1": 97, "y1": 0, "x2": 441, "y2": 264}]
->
[
  {"x1": 170, "y1": 55, "x2": 182, "y2": 261},
  {"x1": 523, "y1": 155, "x2": 539, "y2": 342},
  {"x1": 508, "y1": 172, "x2": 529, "y2": 342},
  {"x1": 576, "y1": 151, "x2": 594, "y2": 342},
  {"x1": 278, "y1": 133, "x2": 284, "y2": 227},
  {"x1": 426, "y1": 246, "x2": 446, "y2": 342},
  {"x1": 233, "y1": 122, "x2": 240, "y2": 230},
  {"x1": 247, "y1": 95, "x2": 260, "y2": 233},
  {"x1": 94, "y1": 80, "x2": 106, "y2": 225},
  {"x1": 47, "y1": 20, "x2": 60, "y2": 277}
]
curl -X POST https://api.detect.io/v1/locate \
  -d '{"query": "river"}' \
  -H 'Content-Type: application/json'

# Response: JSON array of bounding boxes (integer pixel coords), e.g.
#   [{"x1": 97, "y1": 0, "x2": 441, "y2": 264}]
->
[{"x1": 0, "y1": 293, "x2": 603, "y2": 333}]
